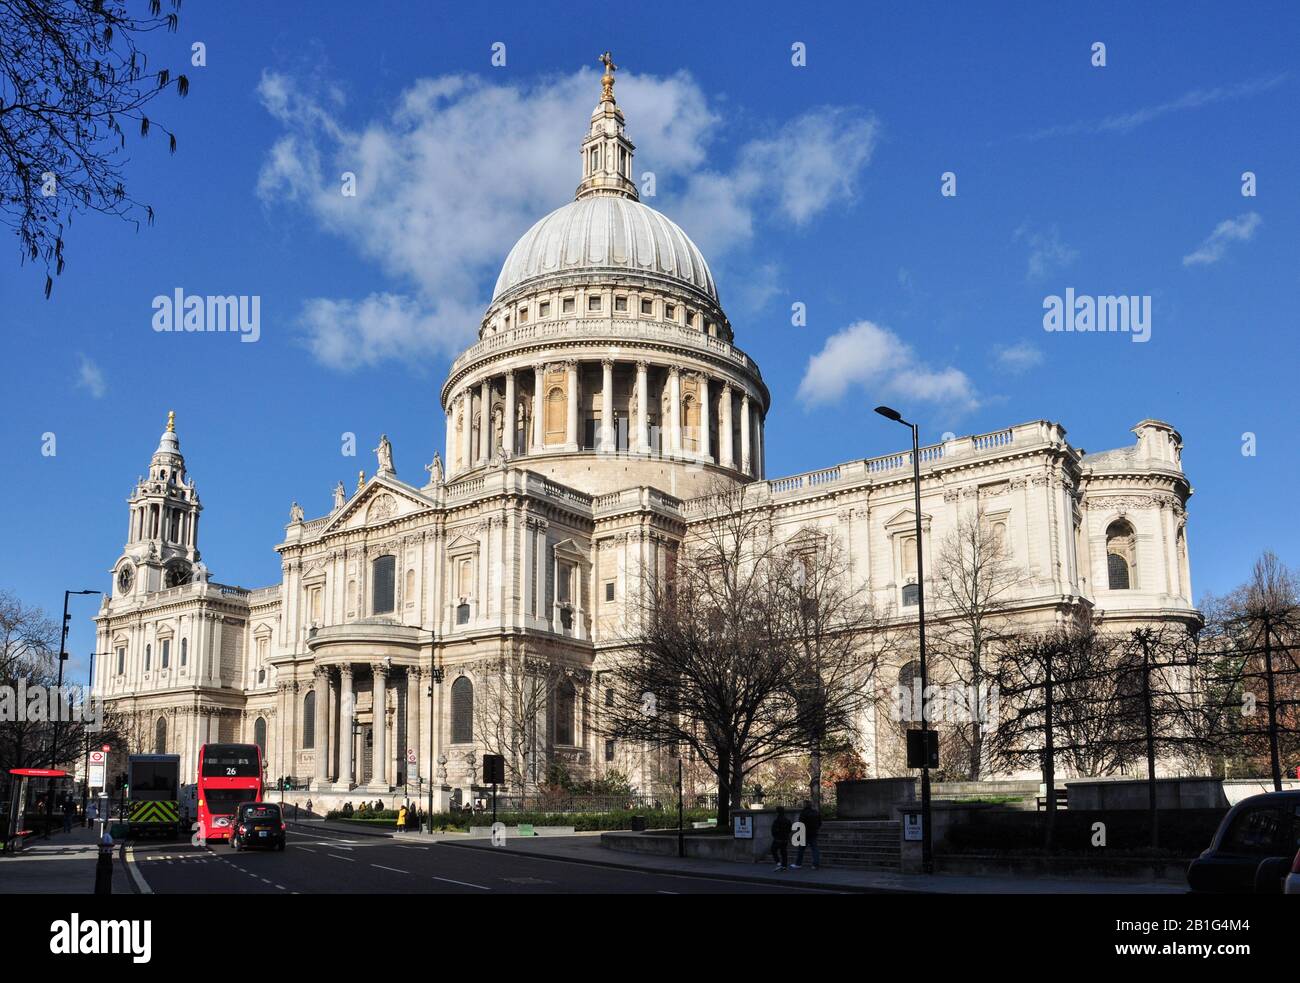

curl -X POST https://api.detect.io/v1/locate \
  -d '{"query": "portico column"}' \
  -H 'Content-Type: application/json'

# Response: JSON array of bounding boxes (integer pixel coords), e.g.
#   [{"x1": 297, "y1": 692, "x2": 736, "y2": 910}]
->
[
  {"x1": 565, "y1": 360, "x2": 579, "y2": 450},
  {"x1": 719, "y1": 383, "x2": 734, "y2": 468},
  {"x1": 312, "y1": 667, "x2": 329, "y2": 789},
  {"x1": 372, "y1": 663, "x2": 388, "y2": 790},
  {"x1": 478, "y1": 378, "x2": 491, "y2": 463},
  {"x1": 756, "y1": 413, "x2": 764, "y2": 479},
  {"x1": 601, "y1": 359, "x2": 615, "y2": 452},
  {"x1": 635, "y1": 361, "x2": 649, "y2": 453},
  {"x1": 339, "y1": 665, "x2": 354, "y2": 787},
  {"x1": 740, "y1": 393, "x2": 752, "y2": 475},
  {"x1": 531, "y1": 363, "x2": 544, "y2": 452},
  {"x1": 699, "y1": 374, "x2": 711, "y2": 461},
  {"x1": 460, "y1": 389, "x2": 473, "y2": 473},
  {"x1": 407, "y1": 668, "x2": 422, "y2": 786},
  {"x1": 669, "y1": 368, "x2": 682, "y2": 455},
  {"x1": 503, "y1": 369, "x2": 516, "y2": 457}
]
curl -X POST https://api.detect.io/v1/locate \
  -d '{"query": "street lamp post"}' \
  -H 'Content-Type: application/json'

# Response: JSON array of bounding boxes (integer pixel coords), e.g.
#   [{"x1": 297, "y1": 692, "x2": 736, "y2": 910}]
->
[
  {"x1": 874, "y1": 406, "x2": 933, "y2": 874},
  {"x1": 45, "y1": 589, "x2": 101, "y2": 837}
]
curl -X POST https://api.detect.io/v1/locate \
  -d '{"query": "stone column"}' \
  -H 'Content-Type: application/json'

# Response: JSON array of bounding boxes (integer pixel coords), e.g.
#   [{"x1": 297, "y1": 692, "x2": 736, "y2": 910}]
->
[
  {"x1": 372, "y1": 664, "x2": 388, "y2": 790},
  {"x1": 565, "y1": 360, "x2": 579, "y2": 450},
  {"x1": 669, "y1": 368, "x2": 682, "y2": 455},
  {"x1": 601, "y1": 359, "x2": 615, "y2": 452},
  {"x1": 460, "y1": 389, "x2": 473, "y2": 473},
  {"x1": 339, "y1": 664, "x2": 354, "y2": 788},
  {"x1": 444, "y1": 403, "x2": 455, "y2": 479},
  {"x1": 720, "y1": 383, "x2": 734, "y2": 468},
  {"x1": 635, "y1": 361, "x2": 650, "y2": 453},
  {"x1": 699, "y1": 374, "x2": 711, "y2": 461},
  {"x1": 478, "y1": 378, "x2": 491, "y2": 463},
  {"x1": 740, "y1": 393, "x2": 752, "y2": 475},
  {"x1": 407, "y1": 668, "x2": 422, "y2": 786},
  {"x1": 503, "y1": 369, "x2": 516, "y2": 457},
  {"x1": 755, "y1": 413, "x2": 764, "y2": 479},
  {"x1": 312, "y1": 667, "x2": 329, "y2": 789},
  {"x1": 531, "y1": 363, "x2": 544, "y2": 452}
]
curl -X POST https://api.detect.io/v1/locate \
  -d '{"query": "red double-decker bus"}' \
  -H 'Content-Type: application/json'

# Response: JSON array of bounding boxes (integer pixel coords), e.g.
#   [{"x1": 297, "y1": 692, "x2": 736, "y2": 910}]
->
[{"x1": 196, "y1": 743, "x2": 263, "y2": 843}]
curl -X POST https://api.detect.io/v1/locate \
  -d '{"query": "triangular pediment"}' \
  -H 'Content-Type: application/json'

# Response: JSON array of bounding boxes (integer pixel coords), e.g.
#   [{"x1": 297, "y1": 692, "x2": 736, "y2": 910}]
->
[
  {"x1": 883, "y1": 508, "x2": 932, "y2": 531},
  {"x1": 321, "y1": 475, "x2": 435, "y2": 534}
]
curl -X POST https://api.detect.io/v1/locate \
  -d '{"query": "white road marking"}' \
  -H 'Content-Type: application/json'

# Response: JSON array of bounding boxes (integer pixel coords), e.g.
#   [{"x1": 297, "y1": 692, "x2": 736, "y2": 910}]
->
[
  {"x1": 657, "y1": 890, "x2": 679, "y2": 894},
  {"x1": 328, "y1": 853, "x2": 356, "y2": 862},
  {"x1": 371, "y1": 864, "x2": 408, "y2": 874},
  {"x1": 432, "y1": 875, "x2": 490, "y2": 891}
]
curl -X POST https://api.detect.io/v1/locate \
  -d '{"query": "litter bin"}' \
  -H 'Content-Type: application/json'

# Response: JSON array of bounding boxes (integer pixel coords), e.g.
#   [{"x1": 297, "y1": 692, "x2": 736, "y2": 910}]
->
[{"x1": 630, "y1": 816, "x2": 648, "y2": 832}]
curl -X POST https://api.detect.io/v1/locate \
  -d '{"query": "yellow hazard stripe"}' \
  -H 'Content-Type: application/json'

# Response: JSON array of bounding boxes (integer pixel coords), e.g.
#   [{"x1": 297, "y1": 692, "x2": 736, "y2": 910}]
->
[{"x1": 129, "y1": 801, "x2": 180, "y2": 823}]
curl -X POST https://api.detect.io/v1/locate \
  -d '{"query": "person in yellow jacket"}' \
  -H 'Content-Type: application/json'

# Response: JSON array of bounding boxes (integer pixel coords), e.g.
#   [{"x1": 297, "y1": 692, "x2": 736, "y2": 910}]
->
[{"x1": 396, "y1": 804, "x2": 407, "y2": 833}]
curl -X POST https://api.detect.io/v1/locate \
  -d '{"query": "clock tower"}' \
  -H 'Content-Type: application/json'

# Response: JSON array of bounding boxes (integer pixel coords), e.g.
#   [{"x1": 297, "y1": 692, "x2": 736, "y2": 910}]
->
[{"x1": 112, "y1": 411, "x2": 204, "y2": 600}]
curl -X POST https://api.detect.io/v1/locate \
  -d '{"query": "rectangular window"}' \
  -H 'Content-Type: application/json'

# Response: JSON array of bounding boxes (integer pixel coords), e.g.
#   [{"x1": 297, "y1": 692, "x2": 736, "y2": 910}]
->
[
  {"x1": 161, "y1": 638, "x2": 170, "y2": 668},
  {"x1": 604, "y1": 581, "x2": 615, "y2": 602},
  {"x1": 557, "y1": 561, "x2": 573, "y2": 604},
  {"x1": 539, "y1": 301, "x2": 550, "y2": 318},
  {"x1": 116, "y1": 647, "x2": 125, "y2": 675},
  {"x1": 640, "y1": 298, "x2": 653, "y2": 315},
  {"x1": 562, "y1": 297, "x2": 575, "y2": 314},
  {"x1": 457, "y1": 557, "x2": 473, "y2": 599},
  {"x1": 664, "y1": 303, "x2": 676, "y2": 319},
  {"x1": 588, "y1": 295, "x2": 602, "y2": 312},
  {"x1": 372, "y1": 555, "x2": 396, "y2": 614},
  {"x1": 604, "y1": 739, "x2": 615, "y2": 763},
  {"x1": 614, "y1": 295, "x2": 627, "y2": 312}
]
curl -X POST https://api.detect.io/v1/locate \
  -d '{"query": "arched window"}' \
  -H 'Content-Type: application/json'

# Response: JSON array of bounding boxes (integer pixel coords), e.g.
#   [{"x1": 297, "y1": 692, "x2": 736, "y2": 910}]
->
[
  {"x1": 303, "y1": 690, "x2": 317, "y2": 749},
  {"x1": 681, "y1": 394, "x2": 699, "y2": 451},
  {"x1": 1105, "y1": 519, "x2": 1136, "y2": 590},
  {"x1": 180, "y1": 638, "x2": 187, "y2": 667},
  {"x1": 405, "y1": 568, "x2": 415, "y2": 605},
  {"x1": 144, "y1": 644, "x2": 152, "y2": 672},
  {"x1": 451, "y1": 677, "x2": 473, "y2": 744},
  {"x1": 154, "y1": 716, "x2": 167, "y2": 754},
  {"x1": 372, "y1": 554, "x2": 396, "y2": 614},
  {"x1": 553, "y1": 678, "x2": 576, "y2": 746},
  {"x1": 545, "y1": 386, "x2": 566, "y2": 445},
  {"x1": 253, "y1": 717, "x2": 267, "y2": 757}
]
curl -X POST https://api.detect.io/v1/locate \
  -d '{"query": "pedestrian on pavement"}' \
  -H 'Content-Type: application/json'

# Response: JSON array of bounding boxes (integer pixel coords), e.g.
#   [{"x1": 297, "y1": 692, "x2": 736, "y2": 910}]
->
[
  {"x1": 790, "y1": 799, "x2": 822, "y2": 870},
  {"x1": 62, "y1": 796, "x2": 75, "y2": 834},
  {"x1": 306, "y1": 798, "x2": 313, "y2": 817},
  {"x1": 770, "y1": 805, "x2": 792, "y2": 871},
  {"x1": 397, "y1": 804, "x2": 408, "y2": 833}
]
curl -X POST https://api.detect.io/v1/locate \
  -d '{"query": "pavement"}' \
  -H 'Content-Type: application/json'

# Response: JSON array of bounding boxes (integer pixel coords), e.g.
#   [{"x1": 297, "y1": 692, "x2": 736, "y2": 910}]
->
[
  {"x1": 0, "y1": 823, "x2": 134, "y2": 894},
  {"x1": 442, "y1": 833, "x2": 1187, "y2": 894}
]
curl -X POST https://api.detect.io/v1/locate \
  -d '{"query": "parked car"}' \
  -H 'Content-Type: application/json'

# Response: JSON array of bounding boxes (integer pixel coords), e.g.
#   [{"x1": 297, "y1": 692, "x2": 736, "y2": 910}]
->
[
  {"x1": 230, "y1": 801, "x2": 286, "y2": 852},
  {"x1": 1187, "y1": 791, "x2": 1300, "y2": 893},
  {"x1": 1285, "y1": 849, "x2": 1300, "y2": 895}
]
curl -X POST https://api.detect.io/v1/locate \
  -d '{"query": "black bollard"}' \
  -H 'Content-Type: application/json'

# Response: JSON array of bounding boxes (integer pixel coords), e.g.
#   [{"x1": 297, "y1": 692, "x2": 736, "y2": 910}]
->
[{"x1": 94, "y1": 835, "x2": 114, "y2": 895}]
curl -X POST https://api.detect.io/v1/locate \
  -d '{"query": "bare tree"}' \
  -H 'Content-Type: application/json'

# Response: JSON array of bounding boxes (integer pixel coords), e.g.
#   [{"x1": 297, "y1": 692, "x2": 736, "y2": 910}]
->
[
  {"x1": 929, "y1": 508, "x2": 1028, "y2": 779},
  {"x1": 604, "y1": 482, "x2": 883, "y2": 827},
  {"x1": 1, "y1": 0, "x2": 190, "y2": 294},
  {"x1": 471, "y1": 652, "x2": 571, "y2": 795}
]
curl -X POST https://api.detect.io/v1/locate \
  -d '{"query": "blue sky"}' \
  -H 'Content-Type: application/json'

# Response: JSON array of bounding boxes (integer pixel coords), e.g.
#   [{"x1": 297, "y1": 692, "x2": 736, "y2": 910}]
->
[{"x1": 3, "y1": 1, "x2": 1298, "y2": 680}]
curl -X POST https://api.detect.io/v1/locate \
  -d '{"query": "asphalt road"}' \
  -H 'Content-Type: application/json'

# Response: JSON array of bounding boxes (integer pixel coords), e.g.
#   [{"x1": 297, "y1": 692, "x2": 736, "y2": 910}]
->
[{"x1": 125, "y1": 826, "x2": 839, "y2": 894}]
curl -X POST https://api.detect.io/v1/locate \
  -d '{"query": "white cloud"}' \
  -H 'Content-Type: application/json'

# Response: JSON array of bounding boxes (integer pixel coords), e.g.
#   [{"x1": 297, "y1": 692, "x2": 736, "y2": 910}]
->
[
  {"x1": 76, "y1": 354, "x2": 106, "y2": 398},
  {"x1": 1023, "y1": 74, "x2": 1288, "y2": 140},
  {"x1": 1014, "y1": 222, "x2": 1077, "y2": 281},
  {"x1": 797, "y1": 320, "x2": 977, "y2": 412},
  {"x1": 256, "y1": 68, "x2": 877, "y2": 368},
  {"x1": 994, "y1": 342, "x2": 1044, "y2": 374},
  {"x1": 1182, "y1": 211, "x2": 1262, "y2": 266}
]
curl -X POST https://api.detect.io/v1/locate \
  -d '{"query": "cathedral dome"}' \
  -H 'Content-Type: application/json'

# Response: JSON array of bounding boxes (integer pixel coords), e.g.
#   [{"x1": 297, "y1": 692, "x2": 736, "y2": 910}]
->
[{"x1": 492, "y1": 195, "x2": 717, "y2": 305}]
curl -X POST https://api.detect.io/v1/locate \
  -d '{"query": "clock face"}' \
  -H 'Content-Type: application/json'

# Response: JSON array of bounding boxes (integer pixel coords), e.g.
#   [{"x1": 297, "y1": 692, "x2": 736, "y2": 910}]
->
[
  {"x1": 117, "y1": 565, "x2": 134, "y2": 594},
  {"x1": 165, "y1": 562, "x2": 191, "y2": 588}
]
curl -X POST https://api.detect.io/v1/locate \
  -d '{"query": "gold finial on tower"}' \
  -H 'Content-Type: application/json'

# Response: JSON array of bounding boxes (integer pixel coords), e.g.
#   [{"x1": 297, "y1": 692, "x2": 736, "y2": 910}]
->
[
  {"x1": 166, "y1": 410, "x2": 176, "y2": 432},
  {"x1": 598, "y1": 51, "x2": 617, "y2": 104}
]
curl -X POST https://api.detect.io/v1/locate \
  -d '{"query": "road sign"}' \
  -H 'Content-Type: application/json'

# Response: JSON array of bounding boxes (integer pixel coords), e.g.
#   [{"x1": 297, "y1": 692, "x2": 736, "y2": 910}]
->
[
  {"x1": 89, "y1": 750, "x2": 108, "y2": 789},
  {"x1": 407, "y1": 747, "x2": 416, "y2": 765},
  {"x1": 482, "y1": 754, "x2": 505, "y2": 785},
  {"x1": 904, "y1": 812, "x2": 923, "y2": 841},
  {"x1": 906, "y1": 728, "x2": 939, "y2": 769}
]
